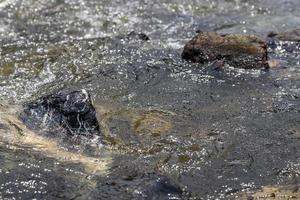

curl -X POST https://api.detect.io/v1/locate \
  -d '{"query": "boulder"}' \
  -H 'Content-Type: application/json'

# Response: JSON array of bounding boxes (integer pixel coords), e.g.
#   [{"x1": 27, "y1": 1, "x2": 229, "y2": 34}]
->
[
  {"x1": 20, "y1": 89, "x2": 100, "y2": 137},
  {"x1": 182, "y1": 32, "x2": 269, "y2": 69}
]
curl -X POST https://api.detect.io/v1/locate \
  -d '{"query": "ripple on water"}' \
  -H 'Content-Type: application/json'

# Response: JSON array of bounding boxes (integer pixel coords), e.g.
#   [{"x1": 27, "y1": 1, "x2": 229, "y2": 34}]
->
[{"x1": 0, "y1": 0, "x2": 300, "y2": 199}]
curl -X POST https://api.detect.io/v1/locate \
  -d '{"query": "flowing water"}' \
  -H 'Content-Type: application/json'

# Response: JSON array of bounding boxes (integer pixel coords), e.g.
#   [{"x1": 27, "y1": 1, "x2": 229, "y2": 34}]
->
[{"x1": 0, "y1": 0, "x2": 300, "y2": 199}]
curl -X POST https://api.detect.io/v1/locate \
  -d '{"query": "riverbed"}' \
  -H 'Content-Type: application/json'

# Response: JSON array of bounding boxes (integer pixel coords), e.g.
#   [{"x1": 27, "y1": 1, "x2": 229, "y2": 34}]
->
[{"x1": 0, "y1": 0, "x2": 300, "y2": 199}]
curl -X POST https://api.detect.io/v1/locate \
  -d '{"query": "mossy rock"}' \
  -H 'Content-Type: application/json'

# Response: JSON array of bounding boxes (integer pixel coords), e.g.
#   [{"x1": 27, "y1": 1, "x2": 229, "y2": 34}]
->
[
  {"x1": 132, "y1": 111, "x2": 172, "y2": 137},
  {"x1": 182, "y1": 32, "x2": 269, "y2": 69},
  {"x1": 0, "y1": 63, "x2": 15, "y2": 76},
  {"x1": 177, "y1": 154, "x2": 191, "y2": 163},
  {"x1": 0, "y1": 46, "x2": 68, "y2": 76}
]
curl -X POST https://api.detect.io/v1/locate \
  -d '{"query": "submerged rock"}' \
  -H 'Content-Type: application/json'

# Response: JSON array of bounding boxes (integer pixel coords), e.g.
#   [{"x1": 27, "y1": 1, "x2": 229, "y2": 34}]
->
[
  {"x1": 143, "y1": 177, "x2": 183, "y2": 200},
  {"x1": 268, "y1": 29, "x2": 300, "y2": 42},
  {"x1": 182, "y1": 32, "x2": 269, "y2": 69},
  {"x1": 132, "y1": 110, "x2": 172, "y2": 137},
  {"x1": 127, "y1": 31, "x2": 150, "y2": 41},
  {"x1": 20, "y1": 90, "x2": 100, "y2": 137}
]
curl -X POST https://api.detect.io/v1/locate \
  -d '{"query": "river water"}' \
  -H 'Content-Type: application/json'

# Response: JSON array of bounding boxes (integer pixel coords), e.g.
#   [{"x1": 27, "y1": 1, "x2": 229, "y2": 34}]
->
[{"x1": 0, "y1": 0, "x2": 300, "y2": 199}]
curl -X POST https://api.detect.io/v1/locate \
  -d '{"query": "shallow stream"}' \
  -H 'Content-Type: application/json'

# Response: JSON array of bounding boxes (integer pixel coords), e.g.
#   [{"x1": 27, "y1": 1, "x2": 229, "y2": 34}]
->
[{"x1": 0, "y1": 0, "x2": 300, "y2": 199}]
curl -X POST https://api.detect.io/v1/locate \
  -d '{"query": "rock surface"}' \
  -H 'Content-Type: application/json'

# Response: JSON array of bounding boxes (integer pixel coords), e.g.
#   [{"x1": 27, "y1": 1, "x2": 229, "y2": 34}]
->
[
  {"x1": 268, "y1": 29, "x2": 300, "y2": 42},
  {"x1": 182, "y1": 32, "x2": 269, "y2": 69},
  {"x1": 20, "y1": 90, "x2": 100, "y2": 137}
]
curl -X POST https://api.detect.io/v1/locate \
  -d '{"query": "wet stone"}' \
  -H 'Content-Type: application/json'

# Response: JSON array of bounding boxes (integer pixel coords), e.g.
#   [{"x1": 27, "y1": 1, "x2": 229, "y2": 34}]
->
[
  {"x1": 94, "y1": 158, "x2": 183, "y2": 200},
  {"x1": 182, "y1": 32, "x2": 269, "y2": 69},
  {"x1": 268, "y1": 29, "x2": 300, "y2": 42},
  {"x1": 20, "y1": 90, "x2": 100, "y2": 137},
  {"x1": 127, "y1": 31, "x2": 150, "y2": 41},
  {"x1": 143, "y1": 177, "x2": 183, "y2": 200}
]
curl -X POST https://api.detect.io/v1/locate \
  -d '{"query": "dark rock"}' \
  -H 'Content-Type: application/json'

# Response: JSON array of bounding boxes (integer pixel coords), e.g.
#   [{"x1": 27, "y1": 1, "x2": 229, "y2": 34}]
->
[
  {"x1": 182, "y1": 32, "x2": 269, "y2": 69},
  {"x1": 20, "y1": 90, "x2": 100, "y2": 137},
  {"x1": 95, "y1": 159, "x2": 183, "y2": 200},
  {"x1": 127, "y1": 31, "x2": 150, "y2": 41},
  {"x1": 268, "y1": 29, "x2": 300, "y2": 42},
  {"x1": 143, "y1": 177, "x2": 183, "y2": 200},
  {"x1": 247, "y1": 196, "x2": 254, "y2": 200},
  {"x1": 195, "y1": 29, "x2": 203, "y2": 34}
]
